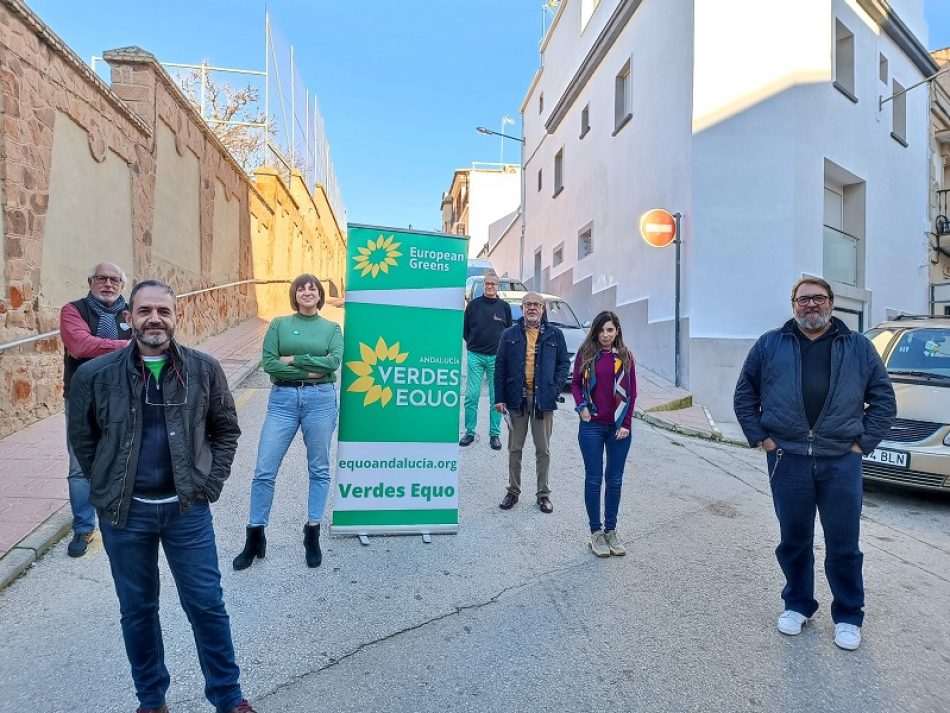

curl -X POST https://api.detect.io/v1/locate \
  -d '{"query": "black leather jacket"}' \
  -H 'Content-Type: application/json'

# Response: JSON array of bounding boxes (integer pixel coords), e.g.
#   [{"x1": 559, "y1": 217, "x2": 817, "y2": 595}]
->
[{"x1": 68, "y1": 340, "x2": 241, "y2": 527}]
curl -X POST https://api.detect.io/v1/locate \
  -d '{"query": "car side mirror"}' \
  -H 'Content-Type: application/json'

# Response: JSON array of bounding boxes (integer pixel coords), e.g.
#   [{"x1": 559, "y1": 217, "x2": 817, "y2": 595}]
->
[{"x1": 582, "y1": 320, "x2": 592, "y2": 328}]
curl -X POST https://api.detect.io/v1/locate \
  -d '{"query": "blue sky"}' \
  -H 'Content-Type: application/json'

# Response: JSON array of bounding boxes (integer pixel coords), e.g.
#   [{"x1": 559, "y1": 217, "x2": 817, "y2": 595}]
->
[{"x1": 25, "y1": 1, "x2": 950, "y2": 231}]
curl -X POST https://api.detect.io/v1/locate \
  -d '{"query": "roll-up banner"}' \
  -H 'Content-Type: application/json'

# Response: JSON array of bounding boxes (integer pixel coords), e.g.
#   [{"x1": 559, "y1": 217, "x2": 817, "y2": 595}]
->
[{"x1": 332, "y1": 224, "x2": 469, "y2": 535}]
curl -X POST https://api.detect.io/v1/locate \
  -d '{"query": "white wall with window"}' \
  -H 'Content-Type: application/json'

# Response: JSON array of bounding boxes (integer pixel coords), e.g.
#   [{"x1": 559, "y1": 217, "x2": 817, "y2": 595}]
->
[{"x1": 490, "y1": 0, "x2": 932, "y2": 421}]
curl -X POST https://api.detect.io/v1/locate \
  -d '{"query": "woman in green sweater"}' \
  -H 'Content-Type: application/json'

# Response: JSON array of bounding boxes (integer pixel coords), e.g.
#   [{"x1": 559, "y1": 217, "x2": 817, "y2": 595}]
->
[{"x1": 233, "y1": 274, "x2": 343, "y2": 570}]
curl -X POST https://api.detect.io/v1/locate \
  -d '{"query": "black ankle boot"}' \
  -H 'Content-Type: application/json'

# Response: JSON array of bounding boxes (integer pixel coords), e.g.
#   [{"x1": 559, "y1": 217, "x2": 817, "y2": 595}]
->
[
  {"x1": 232, "y1": 526, "x2": 266, "y2": 570},
  {"x1": 303, "y1": 523, "x2": 322, "y2": 568}
]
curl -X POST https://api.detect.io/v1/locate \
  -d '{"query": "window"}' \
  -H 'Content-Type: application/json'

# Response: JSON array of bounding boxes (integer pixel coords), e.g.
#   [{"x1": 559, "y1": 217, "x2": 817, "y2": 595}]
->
[
  {"x1": 580, "y1": 103, "x2": 590, "y2": 138},
  {"x1": 553, "y1": 243, "x2": 564, "y2": 267},
  {"x1": 581, "y1": 0, "x2": 601, "y2": 31},
  {"x1": 891, "y1": 79, "x2": 907, "y2": 146},
  {"x1": 614, "y1": 58, "x2": 632, "y2": 133},
  {"x1": 537, "y1": 169, "x2": 542, "y2": 192},
  {"x1": 822, "y1": 160, "x2": 867, "y2": 291},
  {"x1": 533, "y1": 250, "x2": 543, "y2": 291},
  {"x1": 553, "y1": 149, "x2": 564, "y2": 197},
  {"x1": 578, "y1": 225, "x2": 593, "y2": 259},
  {"x1": 834, "y1": 20, "x2": 856, "y2": 102},
  {"x1": 879, "y1": 54, "x2": 888, "y2": 84},
  {"x1": 539, "y1": 92, "x2": 544, "y2": 114}
]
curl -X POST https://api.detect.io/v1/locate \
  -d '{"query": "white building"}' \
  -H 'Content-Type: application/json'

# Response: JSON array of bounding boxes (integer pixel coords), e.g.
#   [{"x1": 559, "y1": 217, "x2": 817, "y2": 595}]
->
[
  {"x1": 441, "y1": 164, "x2": 521, "y2": 258},
  {"x1": 490, "y1": 0, "x2": 938, "y2": 421}
]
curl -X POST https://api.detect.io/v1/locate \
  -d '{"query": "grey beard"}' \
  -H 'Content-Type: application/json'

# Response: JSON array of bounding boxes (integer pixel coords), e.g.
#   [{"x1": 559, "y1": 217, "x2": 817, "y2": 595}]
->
[
  {"x1": 135, "y1": 326, "x2": 174, "y2": 348},
  {"x1": 794, "y1": 312, "x2": 830, "y2": 331}
]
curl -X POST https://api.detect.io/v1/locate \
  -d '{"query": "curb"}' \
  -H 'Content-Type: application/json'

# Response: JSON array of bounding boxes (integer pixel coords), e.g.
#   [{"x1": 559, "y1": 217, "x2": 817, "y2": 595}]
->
[
  {"x1": 226, "y1": 358, "x2": 262, "y2": 391},
  {"x1": 635, "y1": 408, "x2": 751, "y2": 448},
  {"x1": 0, "y1": 508, "x2": 71, "y2": 592}
]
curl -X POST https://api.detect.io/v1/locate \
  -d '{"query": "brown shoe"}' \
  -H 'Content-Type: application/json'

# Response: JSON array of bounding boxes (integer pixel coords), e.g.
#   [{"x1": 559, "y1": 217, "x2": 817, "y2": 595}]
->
[
  {"x1": 136, "y1": 705, "x2": 169, "y2": 713},
  {"x1": 228, "y1": 701, "x2": 257, "y2": 713},
  {"x1": 499, "y1": 492, "x2": 518, "y2": 510},
  {"x1": 537, "y1": 496, "x2": 553, "y2": 513}
]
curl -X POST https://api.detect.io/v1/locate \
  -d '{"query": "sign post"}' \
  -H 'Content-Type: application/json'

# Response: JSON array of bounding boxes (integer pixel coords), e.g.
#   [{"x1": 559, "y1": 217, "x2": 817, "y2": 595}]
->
[
  {"x1": 332, "y1": 224, "x2": 468, "y2": 540},
  {"x1": 640, "y1": 209, "x2": 683, "y2": 387}
]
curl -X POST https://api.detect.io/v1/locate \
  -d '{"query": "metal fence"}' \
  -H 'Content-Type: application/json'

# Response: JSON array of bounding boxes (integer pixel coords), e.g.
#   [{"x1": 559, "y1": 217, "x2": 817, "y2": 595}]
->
[{"x1": 90, "y1": 11, "x2": 346, "y2": 229}]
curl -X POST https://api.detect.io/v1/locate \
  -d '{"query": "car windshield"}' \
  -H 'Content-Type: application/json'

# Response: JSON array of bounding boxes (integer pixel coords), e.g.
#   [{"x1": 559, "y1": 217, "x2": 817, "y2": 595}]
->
[
  {"x1": 882, "y1": 328, "x2": 950, "y2": 378},
  {"x1": 508, "y1": 299, "x2": 582, "y2": 329}
]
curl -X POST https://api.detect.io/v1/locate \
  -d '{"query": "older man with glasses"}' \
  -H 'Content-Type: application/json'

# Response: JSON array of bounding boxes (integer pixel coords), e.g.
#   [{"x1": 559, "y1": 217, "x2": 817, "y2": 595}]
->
[
  {"x1": 734, "y1": 277, "x2": 895, "y2": 652},
  {"x1": 60, "y1": 262, "x2": 132, "y2": 557},
  {"x1": 461, "y1": 270, "x2": 512, "y2": 450},
  {"x1": 493, "y1": 292, "x2": 570, "y2": 513}
]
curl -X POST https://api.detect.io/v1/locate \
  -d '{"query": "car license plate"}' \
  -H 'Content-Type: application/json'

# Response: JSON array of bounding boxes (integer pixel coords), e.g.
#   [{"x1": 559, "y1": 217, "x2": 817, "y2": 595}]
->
[{"x1": 862, "y1": 448, "x2": 909, "y2": 469}]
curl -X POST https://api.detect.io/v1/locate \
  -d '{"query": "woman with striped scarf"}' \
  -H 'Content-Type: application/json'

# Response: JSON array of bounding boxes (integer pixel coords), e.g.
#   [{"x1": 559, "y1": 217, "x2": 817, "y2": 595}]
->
[{"x1": 571, "y1": 310, "x2": 637, "y2": 558}]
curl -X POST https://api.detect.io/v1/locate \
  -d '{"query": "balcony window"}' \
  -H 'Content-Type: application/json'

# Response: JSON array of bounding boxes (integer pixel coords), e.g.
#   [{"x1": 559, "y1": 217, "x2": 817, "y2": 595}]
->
[{"x1": 822, "y1": 225, "x2": 858, "y2": 286}]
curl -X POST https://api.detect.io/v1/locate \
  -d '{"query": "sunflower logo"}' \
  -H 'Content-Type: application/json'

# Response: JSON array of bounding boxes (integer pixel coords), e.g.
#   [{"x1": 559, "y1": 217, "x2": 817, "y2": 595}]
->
[
  {"x1": 346, "y1": 336, "x2": 409, "y2": 406},
  {"x1": 353, "y1": 234, "x2": 402, "y2": 278}
]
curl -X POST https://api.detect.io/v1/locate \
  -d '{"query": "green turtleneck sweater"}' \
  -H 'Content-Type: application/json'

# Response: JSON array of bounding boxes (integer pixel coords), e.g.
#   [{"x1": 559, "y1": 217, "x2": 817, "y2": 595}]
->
[{"x1": 262, "y1": 312, "x2": 343, "y2": 385}]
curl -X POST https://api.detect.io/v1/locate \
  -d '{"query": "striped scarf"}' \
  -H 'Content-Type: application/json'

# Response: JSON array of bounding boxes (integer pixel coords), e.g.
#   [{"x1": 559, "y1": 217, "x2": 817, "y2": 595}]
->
[
  {"x1": 85, "y1": 292, "x2": 126, "y2": 340},
  {"x1": 578, "y1": 350, "x2": 631, "y2": 429}
]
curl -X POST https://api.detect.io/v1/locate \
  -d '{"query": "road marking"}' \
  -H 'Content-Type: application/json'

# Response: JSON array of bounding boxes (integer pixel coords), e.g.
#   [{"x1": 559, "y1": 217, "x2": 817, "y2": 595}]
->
[{"x1": 234, "y1": 389, "x2": 256, "y2": 411}]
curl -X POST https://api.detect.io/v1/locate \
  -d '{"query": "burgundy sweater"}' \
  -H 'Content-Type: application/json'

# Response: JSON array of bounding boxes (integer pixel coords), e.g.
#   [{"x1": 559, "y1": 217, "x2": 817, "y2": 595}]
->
[{"x1": 571, "y1": 350, "x2": 637, "y2": 430}]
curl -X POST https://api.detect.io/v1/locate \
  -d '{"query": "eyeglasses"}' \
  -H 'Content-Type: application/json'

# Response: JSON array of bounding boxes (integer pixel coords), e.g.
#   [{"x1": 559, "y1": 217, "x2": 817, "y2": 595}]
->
[
  {"x1": 92, "y1": 275, "x2": 123, "y2": 286},
  {"x1": 144, "y1": 371, "x2": 189, "y2": 407},
  {"x1": 793, "y1": 295, "x2": 830, "y2": 306},
  {"x1": 522, "y1": 301, "x2": 543, "y2": 308}
]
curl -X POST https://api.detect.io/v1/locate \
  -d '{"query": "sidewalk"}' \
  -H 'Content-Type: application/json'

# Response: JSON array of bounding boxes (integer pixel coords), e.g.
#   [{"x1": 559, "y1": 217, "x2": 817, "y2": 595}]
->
[
  {"x1": 0, "y1": 310, "x2": 742, "y2": 591},
  {"x1": 633, "y1": 365, "x2": 749, "y2": 447},
  {"x1": 0, "y1": 317, "x2": 270, "y2": 590}
]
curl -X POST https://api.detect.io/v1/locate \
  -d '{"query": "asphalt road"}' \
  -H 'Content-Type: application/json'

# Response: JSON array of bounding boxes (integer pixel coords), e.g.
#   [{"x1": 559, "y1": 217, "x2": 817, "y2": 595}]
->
[{"x1": 0, "y1": 370, "x2": 948, "y2": 713}]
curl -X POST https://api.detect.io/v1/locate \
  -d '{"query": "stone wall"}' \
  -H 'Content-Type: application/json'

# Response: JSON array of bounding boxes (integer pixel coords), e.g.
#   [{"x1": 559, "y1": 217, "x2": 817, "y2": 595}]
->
[
  {"x1": 250, "y1": 168, "x2": 346, "y2": 319},
  {"x1": 0, "y1": 0, "x2": 347, "y2": 437}
]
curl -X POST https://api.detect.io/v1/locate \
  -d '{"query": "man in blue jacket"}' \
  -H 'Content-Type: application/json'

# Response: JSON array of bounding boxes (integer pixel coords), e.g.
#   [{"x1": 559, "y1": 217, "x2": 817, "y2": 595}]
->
[
  {"x1": 734, "y1": 277, "x2": 895, "y2": 652},
  {"x1": 494, "y1": 293, "x2": 570, "y2": 513}
]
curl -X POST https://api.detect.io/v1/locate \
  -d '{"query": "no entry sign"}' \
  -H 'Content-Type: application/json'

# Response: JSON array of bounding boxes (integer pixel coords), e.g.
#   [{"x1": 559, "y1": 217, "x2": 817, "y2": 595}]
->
[{"x1": 640, "y1": 209, "x2": 677, "y2": 247}]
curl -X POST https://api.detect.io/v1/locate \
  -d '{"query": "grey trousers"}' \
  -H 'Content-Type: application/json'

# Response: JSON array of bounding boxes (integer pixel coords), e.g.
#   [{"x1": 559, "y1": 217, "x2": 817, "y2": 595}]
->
[{"x1": 507, "y1": 396, "x2": 553, "y2": 498}]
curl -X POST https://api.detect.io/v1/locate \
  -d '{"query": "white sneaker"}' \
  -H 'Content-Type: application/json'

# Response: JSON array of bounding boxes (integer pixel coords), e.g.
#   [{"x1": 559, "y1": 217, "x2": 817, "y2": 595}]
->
[
  {"x1": 834, "y1": 623, "x2": 861, "y2": 651},
  {"x1": 777, "y1": 610, "x2": 809, "y2": 635}
]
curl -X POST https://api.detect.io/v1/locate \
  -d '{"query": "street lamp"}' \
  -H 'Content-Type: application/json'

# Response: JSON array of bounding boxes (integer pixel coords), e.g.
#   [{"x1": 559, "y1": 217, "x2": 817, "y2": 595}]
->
[
  {"x1": 476, "y1": 126, "x2": 525, "y2": 143},
  {"x1": 476, "y1": 124, "x2": 527, "y2": 280}
]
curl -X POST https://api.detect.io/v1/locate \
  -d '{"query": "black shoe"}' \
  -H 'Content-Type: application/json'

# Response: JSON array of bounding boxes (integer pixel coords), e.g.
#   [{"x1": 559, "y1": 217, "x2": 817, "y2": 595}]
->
[
  {"x1": 67, "y1": 532, "x2": 94, "y2": 558},
  {"x1": 537, "y1": 496, "x2": 554, "y2": 514},
  {"x1": 489, "y1": 436, "x2": 502, "y2": 450},
  {"x1": 459, "y1": 434, "x2": 475, "y2": 446},
  {"x1": 499, "y1": 493, "x2": 518, "y2": 510},
  {"x1": 303, "y1": 523, "x2": 322, "y2": 568},
  {"x1": 232, "y1": 526, "x2": 266, "y2": 570}
]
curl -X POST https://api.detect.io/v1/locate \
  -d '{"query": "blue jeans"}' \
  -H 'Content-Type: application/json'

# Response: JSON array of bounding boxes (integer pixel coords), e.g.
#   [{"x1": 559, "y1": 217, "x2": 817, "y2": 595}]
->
[
  {"x1": 65, "y1": 398, "x2": 96, "y2": 535},
  {"x1": 100, "y1": 500, "x2": 243, "y2": 712},
  {"x1": 249, "y1": 383, "x2": 338, "y2": 526},
  {"x1": 578, "y1": 421, "x2": 632, "y2": 533},
  {"x1": 768, "y1": 449, "x2": 865, "y2": 626}
]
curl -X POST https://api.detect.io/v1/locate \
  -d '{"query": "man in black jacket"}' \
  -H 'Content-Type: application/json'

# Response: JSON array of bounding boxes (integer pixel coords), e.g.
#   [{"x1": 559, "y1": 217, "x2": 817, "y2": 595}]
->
[
  {"x1": 461, "y1": 271, "x2": 512, "y2": 450},
  {"x1": 494, "y1": 293, "x2": 570, "y2": 513},
  {"x1": 734, "y1": 277, "x2": 895, "y2": 652},
  {"x1": 60, "y1": 261, "x2": 132, "y2": 557},
  {"x1": 69, "y1": 280, "x2": 255, "y2": 713}
]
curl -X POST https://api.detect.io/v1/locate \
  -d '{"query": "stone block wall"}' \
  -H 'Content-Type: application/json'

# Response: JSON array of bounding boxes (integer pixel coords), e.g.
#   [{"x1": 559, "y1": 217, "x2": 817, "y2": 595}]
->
[{"x1": 0, "y1": 1, "x2": 345, "y2": 438}]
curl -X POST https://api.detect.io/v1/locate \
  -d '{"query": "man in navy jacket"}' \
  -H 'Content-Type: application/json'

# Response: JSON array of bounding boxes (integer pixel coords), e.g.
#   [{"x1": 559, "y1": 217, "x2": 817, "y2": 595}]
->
[
  {"x1": 493, "y1": 293, "x2": 570, "y2": 513},
  {"x1": 734, "y1": 277, "x2": 895, "y2": 652}
]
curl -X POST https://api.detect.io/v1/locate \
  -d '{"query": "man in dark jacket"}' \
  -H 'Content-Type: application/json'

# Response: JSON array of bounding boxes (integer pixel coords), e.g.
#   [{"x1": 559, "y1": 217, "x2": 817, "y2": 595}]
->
[
  {"x1": 68, "y1": 280, "x2": 255, "y2": 713},
  {"x1": 60, "y1": 261, "x2": 132, "y2": 557},
  {"x1": 734, "y1": 277, "x2": 895, "y2": 652},
  {"x1": 461, "y1": 271, "x2": 512, "y2": 450},
  {"x1": 493, "y1": 292, "x2": 570, "y2": 513}
]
